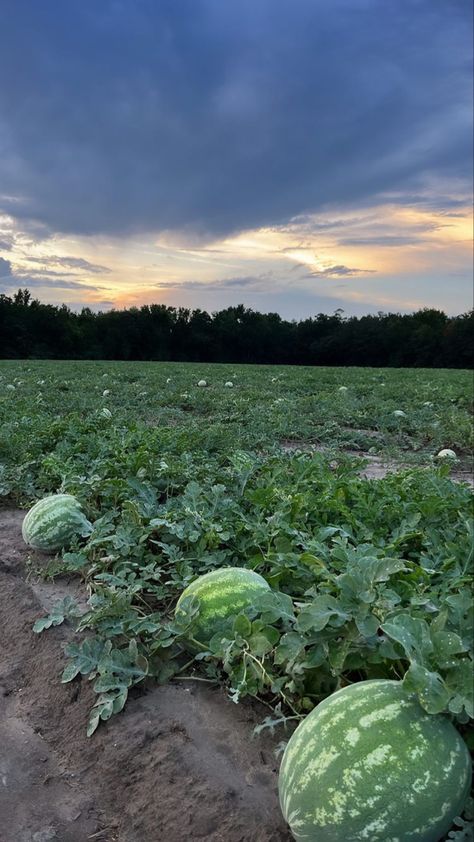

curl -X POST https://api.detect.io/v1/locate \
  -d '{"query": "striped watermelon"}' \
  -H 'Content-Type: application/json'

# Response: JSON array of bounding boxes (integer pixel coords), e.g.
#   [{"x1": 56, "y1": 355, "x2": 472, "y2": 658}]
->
[
  {"x1": 175, "y1": 567, "x2": 270, "y2": 644},
  {"x1": 279, "y1": 679, "x2": 471, "y2": 842},
  {"x1": 22, "y1": 494, "x2": 93, "y2": 552}
]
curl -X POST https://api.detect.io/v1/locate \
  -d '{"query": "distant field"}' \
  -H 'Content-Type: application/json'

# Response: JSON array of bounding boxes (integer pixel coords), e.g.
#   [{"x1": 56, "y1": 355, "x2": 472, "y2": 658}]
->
[
  {"x1": 0, "y1": 361, "x2": 472, "y2": 502},
  {"x1": 1, "y1": 359, "x2": 472, "y2": 718},
  {"x1": 0, "y1": 360, "x2": 472, "y2": 840}
]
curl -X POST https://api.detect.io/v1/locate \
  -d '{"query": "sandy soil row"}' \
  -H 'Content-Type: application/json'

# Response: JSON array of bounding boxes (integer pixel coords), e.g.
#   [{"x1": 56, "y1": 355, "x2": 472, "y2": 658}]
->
[{"x1": 0, "y1": 509, "x2": 290, "y2": 842}]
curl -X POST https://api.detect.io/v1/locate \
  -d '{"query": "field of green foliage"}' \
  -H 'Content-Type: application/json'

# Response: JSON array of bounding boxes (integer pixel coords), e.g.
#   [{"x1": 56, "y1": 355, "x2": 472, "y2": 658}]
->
[{"x1": 0, "y1": 360, "x2": 472, "y2": 754}]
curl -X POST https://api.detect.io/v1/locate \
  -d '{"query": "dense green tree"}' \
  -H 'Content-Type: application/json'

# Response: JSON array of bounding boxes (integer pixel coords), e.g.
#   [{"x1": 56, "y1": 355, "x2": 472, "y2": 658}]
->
[{"x1": 0, "y1": 290, "x2": 472, "y2": 367}]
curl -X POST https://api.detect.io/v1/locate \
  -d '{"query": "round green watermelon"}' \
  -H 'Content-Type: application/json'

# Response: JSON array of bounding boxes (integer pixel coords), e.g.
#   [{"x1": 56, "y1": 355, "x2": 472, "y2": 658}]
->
[
  {"x1": 22, "y1": 494, "x2": 93, "y2": 552},
  {"x1": 175, "y1": 567, "x2": 270, "y2": 644},
  {"x1": 279, "y1": 679, "x2": 471, "y2": 842}
]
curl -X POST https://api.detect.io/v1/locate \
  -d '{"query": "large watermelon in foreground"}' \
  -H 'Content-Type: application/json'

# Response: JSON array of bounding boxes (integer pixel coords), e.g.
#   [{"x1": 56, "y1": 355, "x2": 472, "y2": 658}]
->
[
  {"x1": 175, "y1": 567, "x2": 270, "y2": 644},
  {"x1": 22, "y1": 494, "x2": 93, "y2": 552},
  {"x1": 279, "y1": 679, "x2": 471, "y2": 842}
]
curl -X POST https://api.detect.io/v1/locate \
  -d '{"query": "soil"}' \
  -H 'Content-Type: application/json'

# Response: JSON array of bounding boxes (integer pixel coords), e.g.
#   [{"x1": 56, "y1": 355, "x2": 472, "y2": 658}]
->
[
  {"x1": 0, "y1": 509, "x2": 291, "y2": 842},
  {"x1": 279, "y1": 440, "x2": 474, "y2": 485}
]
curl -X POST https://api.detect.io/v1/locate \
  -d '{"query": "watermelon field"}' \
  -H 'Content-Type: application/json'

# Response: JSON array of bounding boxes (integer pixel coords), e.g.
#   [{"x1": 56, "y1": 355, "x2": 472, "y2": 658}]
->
[{"x1": 0, "y1": 359, "x2": 473, "y2": 841}]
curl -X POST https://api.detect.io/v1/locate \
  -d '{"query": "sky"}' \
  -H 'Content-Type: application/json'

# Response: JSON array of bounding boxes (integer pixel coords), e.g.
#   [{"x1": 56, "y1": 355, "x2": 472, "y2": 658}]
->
[{"x1": 0, "y1": 0, "x2": 472, "y2": 319}]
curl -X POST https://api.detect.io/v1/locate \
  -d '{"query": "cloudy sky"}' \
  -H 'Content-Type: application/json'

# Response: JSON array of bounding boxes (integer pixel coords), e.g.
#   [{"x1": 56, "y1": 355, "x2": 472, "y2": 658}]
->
[{"x1": 0, "y1": 0, "x2": 472, "y2": 318}]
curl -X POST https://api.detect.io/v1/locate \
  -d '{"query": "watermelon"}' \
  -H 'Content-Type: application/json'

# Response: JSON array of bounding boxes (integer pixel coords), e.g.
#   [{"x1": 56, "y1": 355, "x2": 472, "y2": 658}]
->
[
  {"x1": 175, "y1": 567, "x2": 270, "y2": 644},
  {"x1": 279, "y1": 679, "x2": 471, "y2": 842},
  {"x1": 22, "y1": 494, "x2": 93, "y2": 552}
]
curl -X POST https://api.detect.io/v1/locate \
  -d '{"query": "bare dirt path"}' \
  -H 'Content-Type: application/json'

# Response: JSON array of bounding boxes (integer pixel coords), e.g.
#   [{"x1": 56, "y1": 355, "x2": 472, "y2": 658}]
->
[{"x1": 0, "y1": 509, "x2": 290, "y2": 842}]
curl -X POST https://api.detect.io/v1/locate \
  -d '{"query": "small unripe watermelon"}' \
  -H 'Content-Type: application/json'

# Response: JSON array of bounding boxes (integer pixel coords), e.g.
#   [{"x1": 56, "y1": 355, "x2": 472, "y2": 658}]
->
[
  {"x1": 175, "y1": 567, "x2": 270, "y2": 644},
  {"x1": 279, "y1": 679, "x2": 471, "y2": 842},
  {"x1": 22, "y1": 494, "x2": 93, "y2": 552},
  {"x1": 437, "y1": 448, "x2": 457, "y2": 459}
]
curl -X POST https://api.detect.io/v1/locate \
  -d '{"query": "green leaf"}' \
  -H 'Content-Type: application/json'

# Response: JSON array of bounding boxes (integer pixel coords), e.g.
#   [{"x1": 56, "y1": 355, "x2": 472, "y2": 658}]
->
[
  {"x1": 446, "y1": 818, "x2": 474, "y2": 841},
  {"x1": 297, "y1": 595, "x2": 350, "y2": 633},
  {"x1": 248, "y1": 628, "x2": 277, "y2": 657},
  {"x1": 355, "y1": 613, "x2": 379, "y2": 637},
  {"x1": 299, "y1": 552, "x2": 327, "y2": 570},
  {"x1": 381, "y1": 614, "x2": 433, "y2": 663},
  {"x1": 86, "y1": 688, "x2": 129, "y2": 737},
  {"x1": 97, "y1": 646, "x2": 148, "y2": 680},
  {"x1": 62, "y1": 551, "x2": 88, "y2": 570},
  {"x1": 274, "y1": 632, "x2": 306, "y2": 665},
  {"x1": 369, "y1": 557, "x2": 407, "y2": 582},
  {"x1": 233, "y1": 613, "x2": 252, "y2": 638},
  {"x1": 432, "y1": 630, "x2": 468, "y2": 668},
  {"x1": 252, "y1": 589, "x2": 295, "y2": 625},
  {"x1": 93, "y1": 674, "x2": 130, "y2": 693},
  {"x1": 446, "y1": 659, "x2": 474, "y2": 719},
  {"x1": 33, "y1": 596, "x2": 80, "y2": 633},
  {"x1": 33, "y1": 614, "x2": 64, "y2": 633},
  {"x1": 61, "y1": 638, "x2": 111, "y2": 683},
  {"x1": 301, "y1": 643, "x2": 327, "y2": 669},
  {"x1": 402, "y1": 662, "x2": 450, "y2": 714}
]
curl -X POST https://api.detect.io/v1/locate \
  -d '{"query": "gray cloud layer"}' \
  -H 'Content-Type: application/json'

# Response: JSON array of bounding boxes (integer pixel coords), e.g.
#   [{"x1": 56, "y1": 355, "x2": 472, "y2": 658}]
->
[
  {"x1": 0, "y1": 257, "x2": 12, "y2": 279},
  {"x1": 0, "y1": 255, "x2": 105, "y2": 293},
  {"x1": 0, "y1": 0, "x2": 471, "y2": 240},
  {"x1": 26, "y1": 256, "x2": 112, "y2": 273}
]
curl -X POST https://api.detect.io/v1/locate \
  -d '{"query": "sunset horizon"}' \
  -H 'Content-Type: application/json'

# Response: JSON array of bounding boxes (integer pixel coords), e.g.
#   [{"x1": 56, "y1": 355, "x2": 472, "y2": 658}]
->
[{"x1": 0, "y1": 1, "x2": 472, "y2": 319}]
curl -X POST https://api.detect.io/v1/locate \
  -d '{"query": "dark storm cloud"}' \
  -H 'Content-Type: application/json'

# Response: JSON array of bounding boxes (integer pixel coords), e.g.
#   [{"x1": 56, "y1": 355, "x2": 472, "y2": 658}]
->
[{"x1": 0, "y1": 0, "x2": 471, "y2": 239}]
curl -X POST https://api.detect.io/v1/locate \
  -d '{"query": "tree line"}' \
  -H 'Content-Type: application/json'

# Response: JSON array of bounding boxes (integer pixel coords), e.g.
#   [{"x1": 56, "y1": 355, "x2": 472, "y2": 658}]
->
[{"x1": 1, "y1": 289, "x2": 472, "y2": 367}]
